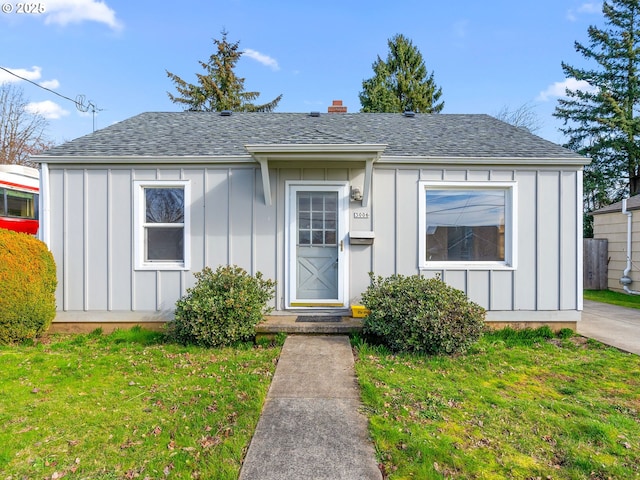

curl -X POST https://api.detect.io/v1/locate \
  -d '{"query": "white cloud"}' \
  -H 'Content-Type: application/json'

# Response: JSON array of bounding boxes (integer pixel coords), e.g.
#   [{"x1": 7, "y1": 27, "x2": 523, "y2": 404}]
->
[
  {"x1": 43, "y1": 0, "x2": 123, "y2": 30},
  {"x1": 26, "y1": 100, "x2": 70, "y2": 119},
  {"x1": 537, "y1": 78, "x2": 597, "y2": 101},
  {"x1": 243, "y1": 49, "x2": 280, "y2": 71},
  {"x1": 578, "y1": 2, "x2": 602, "y2": 13},
  {"x1": 40, "y1": 79, "x2": 60, "y2": 89},
  {"x1": 0, "y1": 66, "x2": 42, "y2": 83},
  {"x1": 0, "y1": 66, "x2": 61, "y2": 94},
  {"x1": 567, "y1": 2, "x2": 602, "y2": 21}
]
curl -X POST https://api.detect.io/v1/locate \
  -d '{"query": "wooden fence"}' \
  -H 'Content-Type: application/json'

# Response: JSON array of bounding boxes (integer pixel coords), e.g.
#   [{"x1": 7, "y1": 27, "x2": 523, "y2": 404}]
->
[{"x1": 583, "y1": 238, "x2": 608, "y2": 290}]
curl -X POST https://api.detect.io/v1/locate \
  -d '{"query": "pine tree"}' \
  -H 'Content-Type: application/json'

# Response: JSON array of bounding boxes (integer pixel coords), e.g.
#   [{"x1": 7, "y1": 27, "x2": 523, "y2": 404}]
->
[
  {"x1": 359, "y1": 34, "x2": 444, "y2": 113},
  {"x1": 554, "y1": 0, "x2": 640, "y2": 200},
  {"x1": 166, "y1": 30, "x2": 282, "y2": 112}
]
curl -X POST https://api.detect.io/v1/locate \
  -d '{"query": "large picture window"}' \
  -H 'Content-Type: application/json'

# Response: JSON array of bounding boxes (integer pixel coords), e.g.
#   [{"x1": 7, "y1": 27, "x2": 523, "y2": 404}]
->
[
  {"x1": 134, "y1": 180, "x2": 190, "y2": 270},
  {"x1": 419, "y1": 182, "x2": 516, "y2": 269}
]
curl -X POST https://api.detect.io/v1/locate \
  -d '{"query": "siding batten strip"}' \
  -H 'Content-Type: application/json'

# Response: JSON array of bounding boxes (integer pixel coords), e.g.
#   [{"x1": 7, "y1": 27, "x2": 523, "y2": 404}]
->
[
  {"x1": 63, "y1": 169, "x2": 68, "y2": 311},
  {"x1": 227, "y1": 168, "x2": 231, "y2": 265},
  {"x1": 40, "y1": 163, "x2": 51, "y2": 246},
  {"x1": 203, "y1": 168, "x2": 208, "y2": 269},
  {"x1": 394, "y1": 169, "x2": 399, "y2": 274},
  {"x1": 465, "y1": 269, "x2": 469, "y2": 298},
  {"x1": 251, "y1": 167, "x2": 256, "y2": 275},
  {"x1": 275, "y1": 167, "x2": 284, "y2": 311},
  {"x1": 274, "y1": 168, "x2": 280, "y2": 310},
  {"x1": 131, "y1": 169, "x2": 136, "y2": 311},
  {"x1": 488, "y1": 269, "x2": 492, "y2": 311},
  {"x1": 512, "y1": 168, "x2": 516, "y2": 309},
  {"x1": 83, "y1": 169, "x2": 89, "y2": 311},
  {"x1": 107, "y1": 169, "x2": 112, "y2": 311},
  {"x1": 156, "y1": 270, "x2": 161, "y2": 312},
  {"x1": 535, "y1": 170, "x2": 540, "y2": 311},
  {"x1": 370, "y1": 169, "x2": 376, "y2": 276},
  {"x1": 558, "y1": 171, "x2": 563, "y2": 310},
  {"x1": 511, "y1": 269, "x2": 515, "y2": 311},
  {"x1": 577, "y1": 170, "x2": 584, "y2": 310},
  {"x1": 180, "y1": 168, "x2": 185, "y2": 297}
]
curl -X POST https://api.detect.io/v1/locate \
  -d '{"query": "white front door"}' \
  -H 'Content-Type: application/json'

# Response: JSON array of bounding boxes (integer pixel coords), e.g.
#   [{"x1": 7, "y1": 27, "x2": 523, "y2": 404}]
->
[{"x1": 286, "y1": 182, "x2": 349, "y2": 308}]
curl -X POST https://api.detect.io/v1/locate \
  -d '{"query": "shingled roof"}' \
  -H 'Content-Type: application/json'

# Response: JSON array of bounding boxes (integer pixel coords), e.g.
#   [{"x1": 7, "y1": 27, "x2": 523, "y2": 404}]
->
[
  {"x1": 591, "y1": 195, "x2": 640, "y2": 215},
  {"x1": 38, "y1": 111, "x2": 586, "y2": 160}
]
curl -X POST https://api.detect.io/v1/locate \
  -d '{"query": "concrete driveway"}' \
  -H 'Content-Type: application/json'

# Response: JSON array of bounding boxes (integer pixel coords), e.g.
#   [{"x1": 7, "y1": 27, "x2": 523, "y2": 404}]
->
[{"x1": 579, "y1": 300, "x2": 640, "y2": 355}]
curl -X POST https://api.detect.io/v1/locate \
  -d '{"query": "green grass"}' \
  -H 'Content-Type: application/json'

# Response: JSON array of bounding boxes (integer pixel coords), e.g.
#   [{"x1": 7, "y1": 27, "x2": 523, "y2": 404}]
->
[
  {"x1": 585, "y1": 289, "x2": 640, "y2": 309},
  {"x1": 355, "y1": 328, "x2": 640, "y2": 479},
  {"x1": 4, "y1": 326, "x2": 640, "y2": 479},
  {"x1": 0, "y1": 327, "x2": 282, "y2": 480}
]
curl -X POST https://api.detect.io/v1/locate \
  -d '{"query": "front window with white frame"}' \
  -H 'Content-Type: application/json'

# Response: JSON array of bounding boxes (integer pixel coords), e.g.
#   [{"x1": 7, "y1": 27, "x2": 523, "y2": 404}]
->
[
  {"x1": 419, "y1": 181, "x2": 517, "y2": 269},
  {"x1": 134, "y1": 180, "x2": 190, "y2": 270}
]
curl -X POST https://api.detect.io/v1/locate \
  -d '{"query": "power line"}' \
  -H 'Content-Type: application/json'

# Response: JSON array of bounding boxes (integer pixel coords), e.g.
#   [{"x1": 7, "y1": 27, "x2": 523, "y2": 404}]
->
[{"x1": 0, "y1": 66, "x2": 102, "y2": 131}]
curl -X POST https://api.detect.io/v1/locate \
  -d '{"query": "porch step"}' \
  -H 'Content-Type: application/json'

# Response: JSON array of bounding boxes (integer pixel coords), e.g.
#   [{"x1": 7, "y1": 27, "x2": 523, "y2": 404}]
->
[{"x1": 256, "y1": 315, "x2": 363, "y2": 335}]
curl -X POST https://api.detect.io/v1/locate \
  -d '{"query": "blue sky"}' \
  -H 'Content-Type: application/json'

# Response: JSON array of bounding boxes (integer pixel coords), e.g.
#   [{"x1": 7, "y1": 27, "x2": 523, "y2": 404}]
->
[{"x1": 1, "y1": 0, "x2": 603, "y2": 146}]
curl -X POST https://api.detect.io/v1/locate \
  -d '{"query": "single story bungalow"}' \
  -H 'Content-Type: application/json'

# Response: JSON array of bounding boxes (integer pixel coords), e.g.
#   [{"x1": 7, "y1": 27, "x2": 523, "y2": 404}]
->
[{"x1": 34, "y1": 107, "x2": 589, "y2": 331}]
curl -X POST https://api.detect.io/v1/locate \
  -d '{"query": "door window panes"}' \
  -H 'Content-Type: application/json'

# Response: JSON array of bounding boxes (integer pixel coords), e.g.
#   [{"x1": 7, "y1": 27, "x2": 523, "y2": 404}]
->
[{"x1": 297, "y1": 192, "x2": 338, "y2": 246}]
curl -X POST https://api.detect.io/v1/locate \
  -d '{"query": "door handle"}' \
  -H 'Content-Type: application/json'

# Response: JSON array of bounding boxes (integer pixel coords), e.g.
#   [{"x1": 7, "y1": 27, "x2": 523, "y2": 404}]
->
[{"x1": 340, "y1": 240, "x2": 344, "y2": 252}]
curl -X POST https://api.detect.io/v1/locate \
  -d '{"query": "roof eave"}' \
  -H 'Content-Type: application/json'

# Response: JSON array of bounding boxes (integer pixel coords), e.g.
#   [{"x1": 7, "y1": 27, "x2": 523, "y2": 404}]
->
[
  {"x1": 32, "y1": 155, "x2": 255, "y2": 165},
  {"x1": 591, "y1": 206, "x2": 640, "y2": 215},
  {"x1": 378, "y1": 155, "x2": 591, "y2": 166},
  {"x1": 33, "y1": 153, "x2": 590, "y2": 168}
]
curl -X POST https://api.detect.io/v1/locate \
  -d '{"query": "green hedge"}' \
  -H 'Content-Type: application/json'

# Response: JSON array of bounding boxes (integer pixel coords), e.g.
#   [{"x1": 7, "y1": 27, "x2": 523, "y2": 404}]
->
[
  {"x1": 169, "y1": 265, "x2": 276, "y2": 347},
  {"x1": 0, "y1": 229, "x2": 57, "y2": 344},
  {"x1": 361, "y1": 273, "x2": 486, "y2": 355}
]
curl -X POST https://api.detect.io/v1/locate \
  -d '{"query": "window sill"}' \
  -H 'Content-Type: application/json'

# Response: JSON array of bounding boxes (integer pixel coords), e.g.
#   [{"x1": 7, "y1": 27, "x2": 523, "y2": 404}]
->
[
  {"x1": 135, "y1": 263, "x2": 189, "y2": 271},
  {"x1": 421, "y1": 262, "x2": 516, "y2": 271}
]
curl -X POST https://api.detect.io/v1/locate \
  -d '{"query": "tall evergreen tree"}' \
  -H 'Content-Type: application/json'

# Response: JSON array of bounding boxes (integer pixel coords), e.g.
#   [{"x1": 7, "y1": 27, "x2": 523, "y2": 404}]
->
[
  {"x1": 359, "y1": 34, "x2": 444, "y2": 113},
  {"x1": 166, "y1": 30, "x2": 282, "y2": 112},
  {"x1": 554, "y1": 0, "x2": 640, "y2": 202}
]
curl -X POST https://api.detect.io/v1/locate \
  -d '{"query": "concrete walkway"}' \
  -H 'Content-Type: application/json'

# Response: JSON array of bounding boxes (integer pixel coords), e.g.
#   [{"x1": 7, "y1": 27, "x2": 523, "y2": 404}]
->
[
  {"x1": 239, "y1": 335, "x2": 382, "y2": 480},
  {"x1": 238, "y1": 303, "x2": 640, "y2": 479},
  {"x1": 579, "y1": 300, "x2": 640, "y2": 355}
]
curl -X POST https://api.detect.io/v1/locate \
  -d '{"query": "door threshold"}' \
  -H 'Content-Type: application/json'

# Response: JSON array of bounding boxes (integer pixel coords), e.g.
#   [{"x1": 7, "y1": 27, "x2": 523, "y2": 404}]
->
[
  {"x1": 290, "y1": 302, "x2": 345, "y2": 307},
  {"x1": 270, "y1": 309, "x2": 352, "y2": 316},
  {"x1": 257, "y1": 315, "x2": 363, "y2": 335}
]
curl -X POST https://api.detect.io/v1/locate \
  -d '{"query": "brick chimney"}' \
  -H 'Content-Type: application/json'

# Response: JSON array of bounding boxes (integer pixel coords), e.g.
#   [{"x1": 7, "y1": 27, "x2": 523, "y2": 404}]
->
[{"x1": 328, "y1": 100, "x2": 347, "y2": 113}]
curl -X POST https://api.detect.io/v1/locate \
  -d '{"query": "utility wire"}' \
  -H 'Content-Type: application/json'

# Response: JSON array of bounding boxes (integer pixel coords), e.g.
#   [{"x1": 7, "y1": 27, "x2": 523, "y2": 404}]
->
[{"x1": 0, "y1": 65, "x2": 102, "y2": 130}]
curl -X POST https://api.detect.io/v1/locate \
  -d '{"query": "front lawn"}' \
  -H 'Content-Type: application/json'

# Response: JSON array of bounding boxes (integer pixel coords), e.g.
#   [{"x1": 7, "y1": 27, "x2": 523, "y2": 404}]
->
[
  {"x1": 0, "y1": 327, "x2": 281, "y2": 480},
  {"x1": 355, "y1": 329, "x2": 640, "y2": 479},
  {"x1": 3, "y1": 326, "x2": 639, "y2": 479}
]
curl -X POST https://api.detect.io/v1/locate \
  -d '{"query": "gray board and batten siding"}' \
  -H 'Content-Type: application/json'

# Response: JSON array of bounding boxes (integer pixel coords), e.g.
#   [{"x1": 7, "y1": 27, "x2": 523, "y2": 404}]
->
[{"x1": 34, "y1": 112, "x2": 589, "y2": 326}]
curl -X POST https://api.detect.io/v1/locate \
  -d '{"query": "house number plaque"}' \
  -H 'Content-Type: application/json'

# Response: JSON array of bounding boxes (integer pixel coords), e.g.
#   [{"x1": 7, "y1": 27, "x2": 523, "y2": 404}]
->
[{"x1": 353, "y1": 211, "x2": 370, "y2": 219}]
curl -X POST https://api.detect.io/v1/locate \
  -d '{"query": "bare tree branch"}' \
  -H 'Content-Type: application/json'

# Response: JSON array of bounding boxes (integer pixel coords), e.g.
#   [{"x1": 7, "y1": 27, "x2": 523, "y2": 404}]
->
[
  {"x1": 494, "y1": 103, "x2": 543, "y2": 134},
  {"x1": 0, "y1": 83, "x2": 54, "y2": 167}
]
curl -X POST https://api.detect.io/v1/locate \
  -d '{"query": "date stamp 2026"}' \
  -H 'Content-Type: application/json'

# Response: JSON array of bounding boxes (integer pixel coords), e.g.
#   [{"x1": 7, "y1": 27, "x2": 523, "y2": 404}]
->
[{"x1": 2, "y1": 3, "x2": 46, "y2": 14}]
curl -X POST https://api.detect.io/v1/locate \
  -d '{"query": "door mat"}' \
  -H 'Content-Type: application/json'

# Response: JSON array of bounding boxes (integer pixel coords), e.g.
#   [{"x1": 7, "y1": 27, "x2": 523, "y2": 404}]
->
[{"x1": 295, "y1": 316, "x2": 342, "y2": 323}]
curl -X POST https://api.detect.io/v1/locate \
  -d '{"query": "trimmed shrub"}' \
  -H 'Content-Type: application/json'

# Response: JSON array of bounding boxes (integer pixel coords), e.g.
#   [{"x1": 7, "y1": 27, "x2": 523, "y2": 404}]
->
[
  {"x1": 169, "y1": 265, "x2": 276, "y2": 347},
  {"x1": 0, "y1": 229, "x2": 57, "y2": 344},
  {"x1": 361, "y1": 273, "x2": 486, "y2": 355}
]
